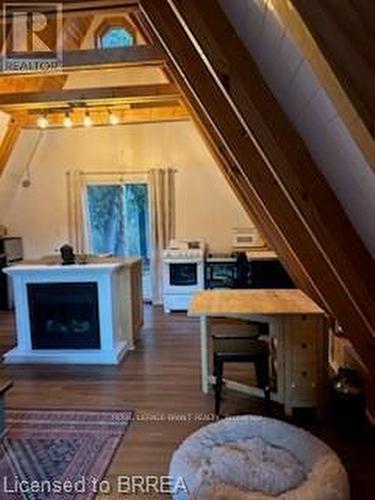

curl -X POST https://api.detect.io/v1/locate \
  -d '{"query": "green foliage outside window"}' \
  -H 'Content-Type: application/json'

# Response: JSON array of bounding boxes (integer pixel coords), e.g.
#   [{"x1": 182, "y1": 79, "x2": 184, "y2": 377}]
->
[{"x1": 87, "y1": 183, "x2": 149, "y2": 264}]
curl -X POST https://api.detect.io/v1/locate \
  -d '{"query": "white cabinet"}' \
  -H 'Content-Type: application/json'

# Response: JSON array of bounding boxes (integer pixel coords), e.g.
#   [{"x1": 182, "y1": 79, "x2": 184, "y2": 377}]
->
[{"x1": 279, "y1": 315, "x2": 328, "y2": 414}]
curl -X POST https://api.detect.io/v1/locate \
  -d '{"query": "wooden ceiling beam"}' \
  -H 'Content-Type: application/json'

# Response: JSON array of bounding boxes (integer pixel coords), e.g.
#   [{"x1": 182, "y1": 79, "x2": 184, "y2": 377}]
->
[
  {"x1": 0, "y1": 46, "x2": 164, "y2": 78},
  {"x1": 0, "y1": 0, "x2": 138, "y2": 19},
  {"x1": 149, "y1": 31, "x2": 316, "y2": 298},
  {"x1": 13, "y1": 103, "x2": 189, "y2": 128},
  {"x1": 140, "y1": 0, "x2": 375, "y2": 374},
  {"x1": 166, "y1": 60, "x2": 320, "y2": 304},
  {"x1": 0, "y1": 75, "x2": 68, "y2": 95},
  {"x1": 0, "y1": 83, "x2": 180, "y2": 111},
  {"x1": 0, "y1": 121, "x2": 21, "y2": 177},
  {"x1": 59, "y1": 0, "x2": 138, "y2": 9}
]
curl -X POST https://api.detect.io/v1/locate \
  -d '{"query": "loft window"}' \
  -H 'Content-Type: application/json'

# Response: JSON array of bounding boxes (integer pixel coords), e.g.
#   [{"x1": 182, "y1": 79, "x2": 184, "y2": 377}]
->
[
  {"x1": 96, "y1": 19, "x2": 136, "y2": 49},
  {"x1": 101, "y1": 27, "x2": 133, "y2": 48}
]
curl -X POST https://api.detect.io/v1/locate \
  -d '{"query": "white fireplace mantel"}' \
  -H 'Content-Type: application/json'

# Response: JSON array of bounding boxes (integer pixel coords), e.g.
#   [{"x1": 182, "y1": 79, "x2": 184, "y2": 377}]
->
[{"x1": 3, "y1": 260, "x2": 142, "y2": 364}]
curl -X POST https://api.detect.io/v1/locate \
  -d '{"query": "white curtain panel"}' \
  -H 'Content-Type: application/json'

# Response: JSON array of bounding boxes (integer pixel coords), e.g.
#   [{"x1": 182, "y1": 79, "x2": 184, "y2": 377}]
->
[
  {"x1": 67, "y1": 170, "x2": 89, "y2": 254},
  {"x1": 149, "y1": 168, "x2": 176, "y2": 305}
]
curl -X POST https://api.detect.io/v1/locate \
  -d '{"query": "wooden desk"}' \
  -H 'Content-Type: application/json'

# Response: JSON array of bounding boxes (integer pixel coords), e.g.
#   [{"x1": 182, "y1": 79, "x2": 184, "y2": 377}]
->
[{"x1": 189, "y1": 290, "x2": 329, "y2": 414}]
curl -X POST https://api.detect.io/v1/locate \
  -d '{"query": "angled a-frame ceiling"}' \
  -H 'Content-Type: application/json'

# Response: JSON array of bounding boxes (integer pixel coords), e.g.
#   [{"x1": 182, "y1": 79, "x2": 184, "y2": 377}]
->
[
  {"x1": 0, "y1": 0, "x2": 373, "y2": 378},
  {"x1": 137, "y1": 0, "x2": 375, "y2": 375}
]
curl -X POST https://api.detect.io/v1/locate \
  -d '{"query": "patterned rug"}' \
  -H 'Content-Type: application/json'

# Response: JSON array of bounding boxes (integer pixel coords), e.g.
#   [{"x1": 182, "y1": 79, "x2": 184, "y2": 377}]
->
[{"x1": 0, "y1": 409, "x2": 133, "y2": 500}]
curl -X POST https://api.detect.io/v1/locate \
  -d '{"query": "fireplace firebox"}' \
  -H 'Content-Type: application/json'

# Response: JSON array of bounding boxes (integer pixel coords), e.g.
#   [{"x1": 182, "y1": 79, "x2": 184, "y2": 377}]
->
[{"x1": 27, "y1": 282, "x2": 100, "y2": 350}]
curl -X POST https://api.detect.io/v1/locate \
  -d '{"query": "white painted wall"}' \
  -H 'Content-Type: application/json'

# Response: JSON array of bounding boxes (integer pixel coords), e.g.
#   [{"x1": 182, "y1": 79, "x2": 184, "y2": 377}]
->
[
  {"x1": 0, "y1": 129, "x2": 43, "y2": 220},
  {"x1": 3, "y1": 120, "x2": 251, "y2": 258},
  {"x1": 219, "y1": 0, "x2": 375, "y2": 256}
]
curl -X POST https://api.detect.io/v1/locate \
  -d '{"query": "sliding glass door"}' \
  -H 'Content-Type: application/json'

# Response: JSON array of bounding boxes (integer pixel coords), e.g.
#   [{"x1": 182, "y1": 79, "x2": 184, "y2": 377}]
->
[
  {"x1": 86, "y1": 182, "x2": 151, "y2": 300},
  {"x1": 86, "y1": 185, "x2": 125, "y2": 255}
]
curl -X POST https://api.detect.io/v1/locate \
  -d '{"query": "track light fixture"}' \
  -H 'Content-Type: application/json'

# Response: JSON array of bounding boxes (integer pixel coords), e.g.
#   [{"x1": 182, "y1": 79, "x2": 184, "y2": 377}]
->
[
  {"x1": 63, "y1": 111, "x2": 73, "y2": 128},
  {"x1": 36, "y1": 113, "x2": 49, "y2": 129},
  {"x1": 34, "y1": 106, "x2": 126, "y2": 129},
  {"x1": 83, "y1": 111, "x2": 93, "y2": 127},
  {"x1": 108, "y1": 109, "x2": 119, "y2": 125}
]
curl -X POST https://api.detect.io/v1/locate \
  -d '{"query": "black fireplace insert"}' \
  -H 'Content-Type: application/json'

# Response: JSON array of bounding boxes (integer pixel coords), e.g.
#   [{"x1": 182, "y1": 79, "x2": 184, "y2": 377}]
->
[{"x1": 27, "y1": 282, "x2": 100, "y2": 350}]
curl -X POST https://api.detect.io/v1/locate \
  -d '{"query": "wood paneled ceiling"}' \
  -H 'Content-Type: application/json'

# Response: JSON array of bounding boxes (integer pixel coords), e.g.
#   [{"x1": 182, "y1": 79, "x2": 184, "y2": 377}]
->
[
  {"x1": 0, "y1": 5, "x2": 173, "y2": 125},
  {"x1": 0, "y1": 83, "x2": 179, "y2": 110},
  {"x1": 0, "y1": 13, "x2": 95, "y2": 175},
  {"x1": 0, "y1": 6, "x2": 177, "y2": 138}
]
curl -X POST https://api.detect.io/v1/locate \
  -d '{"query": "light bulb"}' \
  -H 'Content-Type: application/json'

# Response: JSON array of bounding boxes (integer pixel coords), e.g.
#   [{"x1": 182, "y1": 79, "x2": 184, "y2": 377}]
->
[
  {"x1": 36, "y1": 114, "x2": 49, "y2": 129},
  {"x1": 109, "y1": 110, "x2": 119, "y2": 125},
  {"x1": 83, "y1": 111, "x2": 93, "y2": 127},
  {"x1": 63, "y1": 112, "x2": 73, "y2": 128}
]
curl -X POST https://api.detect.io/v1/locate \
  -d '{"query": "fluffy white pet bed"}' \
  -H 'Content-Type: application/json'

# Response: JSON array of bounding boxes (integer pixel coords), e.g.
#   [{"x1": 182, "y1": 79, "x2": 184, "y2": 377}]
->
[{"x1": 169, "y1": 416, "x2": 349, "y2": 500}]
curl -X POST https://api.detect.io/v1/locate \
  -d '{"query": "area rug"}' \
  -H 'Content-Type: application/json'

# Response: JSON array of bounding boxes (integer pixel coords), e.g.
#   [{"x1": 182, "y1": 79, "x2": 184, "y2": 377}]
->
[{"x1": 0, "y1": 409, "x2": 133, "y2": 500}]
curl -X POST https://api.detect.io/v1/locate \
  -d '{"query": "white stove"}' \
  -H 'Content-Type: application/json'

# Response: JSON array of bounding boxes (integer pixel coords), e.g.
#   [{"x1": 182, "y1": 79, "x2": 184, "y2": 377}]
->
[{"x1": 163, "y1": 240, "x2": 205, "y2": 312}]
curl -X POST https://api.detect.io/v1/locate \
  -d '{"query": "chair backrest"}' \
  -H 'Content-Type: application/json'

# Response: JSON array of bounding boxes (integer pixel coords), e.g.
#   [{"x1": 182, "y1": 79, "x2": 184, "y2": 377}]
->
[
  {"x1": 235, "y1": 252, "x2": 251, "y2": 288},
  {"x1": 211, "y1": 319, "x2": 269, "y2": 353}
]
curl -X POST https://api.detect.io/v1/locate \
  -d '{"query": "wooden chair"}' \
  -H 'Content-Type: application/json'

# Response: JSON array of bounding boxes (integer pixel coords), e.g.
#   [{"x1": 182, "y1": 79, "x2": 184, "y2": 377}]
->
[{"x1": 211, "y1": 320, "x2": 270, "y2": 416}]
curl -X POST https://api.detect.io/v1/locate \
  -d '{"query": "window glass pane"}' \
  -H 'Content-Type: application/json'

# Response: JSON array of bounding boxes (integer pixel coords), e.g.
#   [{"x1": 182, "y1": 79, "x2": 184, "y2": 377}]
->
[
  {"x1": 86, "y1": 183, "x2": 151, "y2": 300},
  {"x1": 87, "y1": 185, "x2": 126, "y2": 255},
  {"x1": 101, "y1": 27, "x2": 134, "y2": 48},
  {"x1": 123, "y1": 184, "x2": 150, "y2": 262}
]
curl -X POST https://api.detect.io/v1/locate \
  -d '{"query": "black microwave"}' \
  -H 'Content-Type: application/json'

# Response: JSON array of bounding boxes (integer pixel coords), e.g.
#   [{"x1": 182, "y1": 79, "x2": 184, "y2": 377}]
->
[{"x1": 0, "y1": 237, "x2": 23, "y2": 262}]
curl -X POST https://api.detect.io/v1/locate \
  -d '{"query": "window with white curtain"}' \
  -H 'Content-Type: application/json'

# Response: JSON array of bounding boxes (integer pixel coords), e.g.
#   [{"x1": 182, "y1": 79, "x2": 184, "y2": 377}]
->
[{"x1": 85, "y1": 181, "x2": 151, "y2": 299}]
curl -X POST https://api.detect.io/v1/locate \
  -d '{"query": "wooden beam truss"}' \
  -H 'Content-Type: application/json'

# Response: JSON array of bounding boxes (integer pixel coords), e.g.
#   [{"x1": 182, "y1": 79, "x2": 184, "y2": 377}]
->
[
  {"x1": 0, "y1": 83, "x2": 180, "y2": 110},
  {"x1": 0, "y1": 46, "x2": 164, "y2": 78},
  {"x1": 13, "y1": 103, "x2": 189, "y2": 128},
  {"x1": 140, "y1": 0, "x2": 375, "y2": 374},
  {"x1": 0, "y1": 121, "x2": 21, "y2": 177}
]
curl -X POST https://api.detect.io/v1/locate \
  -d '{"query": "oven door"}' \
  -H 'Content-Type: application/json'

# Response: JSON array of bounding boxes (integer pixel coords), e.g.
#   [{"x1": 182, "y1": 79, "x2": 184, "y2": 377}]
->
[
  {"x1": 163, "y1": 260, "x2": 204, "y2": 293},
  {"x1": 205, "y1": 261, "x2": 237, "y2": 289}
]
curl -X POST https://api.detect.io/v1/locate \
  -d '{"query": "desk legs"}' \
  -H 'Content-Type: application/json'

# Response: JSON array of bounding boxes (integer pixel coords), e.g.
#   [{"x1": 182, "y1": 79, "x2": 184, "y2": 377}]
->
[
  {"x1": 198, "y1": 314, "x2": 327, "y2": 415},
  {"x1": 200, "y1": 316, "x2": 209, "y2": 394}
]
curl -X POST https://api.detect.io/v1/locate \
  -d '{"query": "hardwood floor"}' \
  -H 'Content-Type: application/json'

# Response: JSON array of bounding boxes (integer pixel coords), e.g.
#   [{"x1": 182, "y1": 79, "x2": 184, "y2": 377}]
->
[{"x1": 0, "y1": 305, "x2": 374, "y2": 499}]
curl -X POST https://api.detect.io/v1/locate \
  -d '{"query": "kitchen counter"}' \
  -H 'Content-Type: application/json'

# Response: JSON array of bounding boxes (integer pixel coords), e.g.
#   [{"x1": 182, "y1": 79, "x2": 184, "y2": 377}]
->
[
  {"x1": 17, "y1": 255, "x2": 140, "y2": 267},
  {"x1": 245, "y1": 250, "x2": 277, "y2": 260},
  {"x1": 206, "y1": 250, "x2": 278, "y2": 262}
]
